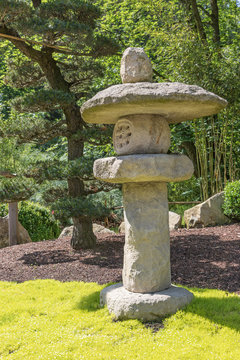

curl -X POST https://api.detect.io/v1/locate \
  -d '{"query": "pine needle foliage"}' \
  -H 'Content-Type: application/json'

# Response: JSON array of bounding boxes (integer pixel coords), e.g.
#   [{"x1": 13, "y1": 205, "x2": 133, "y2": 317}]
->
[
  {"x1": 0, "y1": 177, "x2": 35, "y2": 203},
  {"x1": 12, "y1": 89, "x2": 75, "y2": 112}
]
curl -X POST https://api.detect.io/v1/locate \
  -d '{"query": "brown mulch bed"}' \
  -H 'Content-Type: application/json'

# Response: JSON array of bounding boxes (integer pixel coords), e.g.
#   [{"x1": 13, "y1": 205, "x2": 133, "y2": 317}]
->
[{"x1": 0, "y1": 223, "x2": 239, "y2": 294}]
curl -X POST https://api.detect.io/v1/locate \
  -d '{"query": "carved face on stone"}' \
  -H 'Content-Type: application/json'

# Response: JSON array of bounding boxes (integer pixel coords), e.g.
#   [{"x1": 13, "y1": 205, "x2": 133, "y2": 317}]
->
[{"x1": 113, "y1": 114, "x2": 170, "y2": 155}]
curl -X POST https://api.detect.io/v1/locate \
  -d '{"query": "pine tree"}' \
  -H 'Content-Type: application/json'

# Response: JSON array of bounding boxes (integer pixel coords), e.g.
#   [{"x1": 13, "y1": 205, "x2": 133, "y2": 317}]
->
[{"x1": 0, "y1": 0, "x2": 119, "y2": 249}]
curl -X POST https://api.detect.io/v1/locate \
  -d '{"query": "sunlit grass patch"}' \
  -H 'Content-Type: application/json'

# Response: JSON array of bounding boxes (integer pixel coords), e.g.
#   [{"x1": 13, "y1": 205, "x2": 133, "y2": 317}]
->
[{"x1": 0, "y1": 280, "x2": 239, "y2": 359}]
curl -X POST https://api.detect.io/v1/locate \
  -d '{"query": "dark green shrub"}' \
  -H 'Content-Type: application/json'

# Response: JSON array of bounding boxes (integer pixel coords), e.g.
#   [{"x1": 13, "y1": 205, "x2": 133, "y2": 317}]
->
[
  {"x1": 0, "y1": 203, "x2": 8, "y2": 217},
  {"x1": 223, "y1": 181, "x2": 240, "y2": 221},
  {"x1": 0, "y1": 201, "x2": 61, "y2": 242}
]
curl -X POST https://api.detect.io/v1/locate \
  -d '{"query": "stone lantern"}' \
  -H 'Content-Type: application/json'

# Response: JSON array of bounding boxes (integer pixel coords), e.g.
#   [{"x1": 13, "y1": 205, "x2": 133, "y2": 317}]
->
[{"x1": 81, "y1": 47, "x2": 227, "y2": 321}]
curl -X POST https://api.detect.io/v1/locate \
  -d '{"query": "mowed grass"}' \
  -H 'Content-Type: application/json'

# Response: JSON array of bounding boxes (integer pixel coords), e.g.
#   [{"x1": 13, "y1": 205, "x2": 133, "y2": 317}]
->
[{"x1": 0, "y1": 281, "x2": 239, "y2": 360}]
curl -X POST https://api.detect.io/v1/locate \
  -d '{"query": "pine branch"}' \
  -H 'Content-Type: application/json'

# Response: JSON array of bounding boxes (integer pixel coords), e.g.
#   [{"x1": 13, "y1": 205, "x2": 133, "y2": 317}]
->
[
  {"x1": 0, "y1": 32, "x2": 94, "y2": 57},
  {"x1": 12, "y1": 89, "x2": 75, "y2": 112},
  {"x1": 190, "y1": 0, "x2": 207, "y2": 44},
  {"x1": 0, "y1": 26, "x2": 42, "y2": 62},
  {"x1": 83, "y1": 182, "x2": 119, "y2": 195},
  {"x1": 0, "y1": 172, "x2": 17, "y2": 178},
  {"x1": 2, "y1": 115, "x2": 67, "y2": 144},
  {"x1": 0, "y1": 177, "x2": 36, "y2": 202},
  {"x1": 52, "y1": 196, "x2": 110, "y2": 219},
  {"x1": 4, "y1": 60, "x2": 45, "y2": 88}
]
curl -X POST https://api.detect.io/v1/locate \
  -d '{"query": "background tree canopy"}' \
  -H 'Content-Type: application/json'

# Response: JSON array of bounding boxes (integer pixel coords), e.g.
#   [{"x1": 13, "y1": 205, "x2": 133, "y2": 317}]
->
[
  {"x1": 95, "y1": 0, "x2": 240, "y2": 200},
  {"x1": 0, "y1": 0, "x2": 239, "y2": 244}
]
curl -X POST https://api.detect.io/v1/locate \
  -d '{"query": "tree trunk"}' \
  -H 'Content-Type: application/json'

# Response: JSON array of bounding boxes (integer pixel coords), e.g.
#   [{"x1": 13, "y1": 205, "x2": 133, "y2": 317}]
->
[
  {"x1": 8, "y1": 202, "x2": 19, "y2": 246},
  {"x1": 65, "y1": 105, "x2": 96, "y2": 250},
  {"x1": 180, "y1": 141, "x2": 199, "y2": 178},
  {"x1": 71, "y1": 216, "x2": 96, "y2": 249},
  {"x1": 190, "y1": 0, "x2": 207, "y2": 44},
  {"x1": 210, "y1": 0, "x2": 220, "y2": 45},
  {"x1": 37, "y1": 55, "x2": 96, "y2": 249}
]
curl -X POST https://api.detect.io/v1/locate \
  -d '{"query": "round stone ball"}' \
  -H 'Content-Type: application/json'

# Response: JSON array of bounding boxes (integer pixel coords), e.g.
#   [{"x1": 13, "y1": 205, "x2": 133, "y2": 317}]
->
[
  {"x1": 113, "y1": 115, "x2": 170, "y2": 155},
  {"x1": 120, "y1": 47, "x2": 153, "y2": 83}
]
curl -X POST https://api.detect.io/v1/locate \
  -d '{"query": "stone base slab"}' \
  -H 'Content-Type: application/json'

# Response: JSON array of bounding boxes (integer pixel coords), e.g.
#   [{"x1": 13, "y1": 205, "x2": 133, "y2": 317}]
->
[{"x1": 100, "y1": 283, "x2": 193, "y2": 321}]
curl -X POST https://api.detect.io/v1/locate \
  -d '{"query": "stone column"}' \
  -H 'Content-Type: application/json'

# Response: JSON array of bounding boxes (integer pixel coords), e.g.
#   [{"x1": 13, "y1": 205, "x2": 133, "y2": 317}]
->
[
  {"x1": 81, "y1": 47, "x2": 227, "y2": 320},
  {"x1": 122, "y1": 182, "x2": 171, "y2": 293},
  {"x1": 8, "y1": 202, "x2": 19, "y2": 246}
]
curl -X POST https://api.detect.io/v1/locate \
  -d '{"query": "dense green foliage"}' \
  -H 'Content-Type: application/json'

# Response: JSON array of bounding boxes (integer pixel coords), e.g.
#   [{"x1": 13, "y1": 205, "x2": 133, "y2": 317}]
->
[
  {"x1": 223, "y1": 181, "x2": 240, "y2": 221},
  {"x1": 0, "y1": 280, "x2": 239, "y2": 359},
  {"x1": 0, "y1": 177, "x2": 35, "y2": 203},
  {"x1": 0, "y1": 201, "x2": 60, "y2": 241},
  {"x1": 95, "y1": 0, "x2": 240, "y2": 200}
]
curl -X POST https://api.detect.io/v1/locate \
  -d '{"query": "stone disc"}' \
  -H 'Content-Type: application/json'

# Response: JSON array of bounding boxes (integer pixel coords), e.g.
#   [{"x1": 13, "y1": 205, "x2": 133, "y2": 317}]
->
[
  {"x1": 100, "y1": 283, "x2": 194, "y2": 321},
  {"x1": 81, "y1": 82, "x2": 227, "y2": 124},
  {"x1": 93, "y1": 154, "x2": 194, "y2": 184}
]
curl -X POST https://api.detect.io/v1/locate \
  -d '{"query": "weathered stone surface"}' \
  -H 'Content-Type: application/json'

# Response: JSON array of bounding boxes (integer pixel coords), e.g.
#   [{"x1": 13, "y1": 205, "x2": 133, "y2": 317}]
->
[
  {"x1": 59, "y1": 224, "x2": 115, "y2": 239},
  {"x1": 122, "y1": 182, "x2": 171, "y2": 293},
  {"x1": 100, "y1": 283, "x2": 194, "y2": 321},
  {"x1": 81, "y1": 82, "x2": 228, "y2": 125},
  {"x1": 120, "y1": 47, "x2": 153, "y2": 84},
  {"x1": 94, "y1": 154, "x2": 194, "y2": 184},
  {"x1": 118, "y1": 221, "x2": 125, "y2": 234},
  {"x1": 59, "y1": 226, "x2": 74, "y2": 238},
  {"x1": 113, "y1": 115, "x2": 170, "y2": 155},
  {"x1": 118, "y1": 211, "x2": 182, "y2": 234},
  {"x1": 92, "y1": 223, "x2": 115, "y2": 235},
  {"x1": 169, "y1": 211, "x2": 182, "y2": 231},
  {"x1": 0, "y1": 216, "x2": 31, "y2": 248},
  {"x1": 184, "y1": 192, "x2": 230, "y2": 228}
]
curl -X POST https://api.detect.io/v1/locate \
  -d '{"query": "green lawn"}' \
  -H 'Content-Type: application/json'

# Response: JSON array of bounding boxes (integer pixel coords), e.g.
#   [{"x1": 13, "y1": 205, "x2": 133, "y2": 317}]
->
[{"x1": 0, "y1": 280, "x2": 239, "y2": 359}]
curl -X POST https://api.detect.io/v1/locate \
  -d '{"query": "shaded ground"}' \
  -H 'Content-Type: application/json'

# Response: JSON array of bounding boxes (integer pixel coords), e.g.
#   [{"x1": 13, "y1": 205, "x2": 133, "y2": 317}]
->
[{"x1": 0, "y1": 223, "x2": 239, "y2": 294}]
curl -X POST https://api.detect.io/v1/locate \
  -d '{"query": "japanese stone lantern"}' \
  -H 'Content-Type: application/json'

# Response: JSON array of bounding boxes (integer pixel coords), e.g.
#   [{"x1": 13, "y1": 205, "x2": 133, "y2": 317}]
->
[{"x1": 81, "y1": 48, "x2": 227, "y2": 321}]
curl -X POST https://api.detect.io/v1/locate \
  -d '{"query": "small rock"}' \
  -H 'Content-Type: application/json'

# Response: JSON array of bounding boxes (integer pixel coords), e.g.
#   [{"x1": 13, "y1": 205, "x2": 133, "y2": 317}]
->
[
  {"x1": 118, "y1": 221, "x2": 125, "y2": 234},
  {"x1": 120, "y1": 47, "x2": 153, "y2": 84},
  {"x1": 59, "y1": 224, "x2": 115, "y2": 239},
  {"x1": 184, "y1": 192, "x2": 230, "y2": 228},
  {"x1": 58, "y1": 226, "x2": 74, "y2": 239},
  {"x1": 169, "y1": 211, "x2": 182, "y2": 231},
  {"x1": 92, "y1": 224, "x2": 115, "y2": 235}
]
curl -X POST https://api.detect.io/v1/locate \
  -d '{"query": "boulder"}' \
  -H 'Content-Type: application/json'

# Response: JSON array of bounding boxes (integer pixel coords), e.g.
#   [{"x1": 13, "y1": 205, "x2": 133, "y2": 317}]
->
[
  {"x1": 119, "y1": 211, "x2": 182, "y2": 234},
  {"x1": 184, "y1": 192, "x2": 229, "y2": 228},
  {"x1": 59, "y1": 223, "x2": 115, "y2": 239},
  {"x1": 92, "y1": 223, "x2": 115, "y2": 235},
  {"x1": 169, "y1": 211, "x2": 182, "y2": 231},
  {"x1": 118, "y1": 222, "x2": 125, "y2": 234},
  {"x1": 58, "y1": 226, "x2": 74, "y2": 239},
  {"x1": 0, "y1": 216, "x2": 31, "y2": 248}
]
